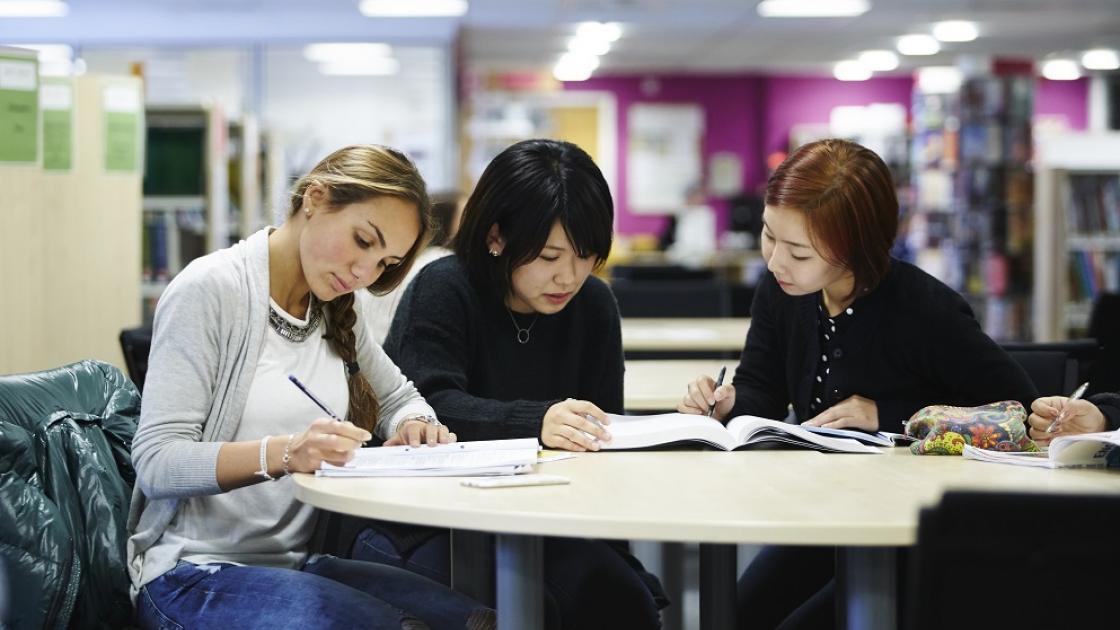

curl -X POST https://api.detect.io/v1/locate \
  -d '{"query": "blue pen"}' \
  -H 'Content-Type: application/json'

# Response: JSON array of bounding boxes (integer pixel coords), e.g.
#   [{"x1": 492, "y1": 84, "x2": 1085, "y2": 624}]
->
[
  {"x1": 707, "y1": 366, "x2": 727, "y2": 418},
  {"x1": 288, "y1": 374, "x2": 343, "y2": 421}
]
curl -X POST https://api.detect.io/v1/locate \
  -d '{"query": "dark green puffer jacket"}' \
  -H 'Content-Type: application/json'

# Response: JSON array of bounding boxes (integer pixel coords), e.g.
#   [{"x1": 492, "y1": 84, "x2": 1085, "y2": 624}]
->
[{"x1": 0, "y1": 360, "x2": 139, "y2": 629}]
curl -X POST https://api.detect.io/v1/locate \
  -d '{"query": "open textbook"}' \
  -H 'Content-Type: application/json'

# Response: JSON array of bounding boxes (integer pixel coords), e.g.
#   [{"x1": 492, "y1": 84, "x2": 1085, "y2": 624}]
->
[
  {"x1": 600, "y1": 413, "x2": 883, "y2": 454},
  {"x1": 318, "y1": 438, "x2": 540, "y2": 477},
  {"x1": 962, "y1": 430, "x2": 1120, "y2": 469}
]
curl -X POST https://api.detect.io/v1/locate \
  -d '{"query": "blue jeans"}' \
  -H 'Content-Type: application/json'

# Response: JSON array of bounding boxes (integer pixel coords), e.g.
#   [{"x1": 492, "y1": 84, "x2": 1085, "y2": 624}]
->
[
  {"x1": 136, "y1": 555, "x2": 494, "y2": 630},
  {"x1": 353, "y1": 528, "x2": 663, "y2": 630}
]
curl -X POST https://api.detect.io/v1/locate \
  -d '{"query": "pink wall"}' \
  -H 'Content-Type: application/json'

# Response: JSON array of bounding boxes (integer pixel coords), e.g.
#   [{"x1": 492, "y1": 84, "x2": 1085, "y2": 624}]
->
[
  {"x1": 1036, "y1": 77, "x2": 1089, "y2": 130},
  {"x1": 565, "y1": 73, "x2": 1089, "y2": 236},
  {"x1": 761, "y1": 75, "x2": 914, "y2": 157},
  {"x1": 566, "y1": 75, "x2": 765, "y2": 237}
]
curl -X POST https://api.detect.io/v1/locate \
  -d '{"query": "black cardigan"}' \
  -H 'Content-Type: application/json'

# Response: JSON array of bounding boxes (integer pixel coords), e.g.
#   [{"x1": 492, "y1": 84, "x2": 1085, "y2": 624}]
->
[
  {"x1": 383, "y1": 255, "x2": 625, "y2": 441},
  {"x1": 729, "y1": 260, "x2": 1039, "y2": 430}
]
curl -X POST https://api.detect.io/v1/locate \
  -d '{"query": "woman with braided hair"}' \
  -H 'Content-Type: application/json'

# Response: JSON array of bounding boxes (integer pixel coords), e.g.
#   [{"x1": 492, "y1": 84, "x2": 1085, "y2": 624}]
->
[{"x1": 127, "y1": 145, "x2": 494, "y2": 629}]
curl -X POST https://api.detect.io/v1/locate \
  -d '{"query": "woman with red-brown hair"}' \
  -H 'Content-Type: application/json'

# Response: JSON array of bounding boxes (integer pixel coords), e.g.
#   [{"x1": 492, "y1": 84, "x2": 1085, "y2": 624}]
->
[{"x1": 678, "y1": 138, "x2": 1036, "y2": 629}]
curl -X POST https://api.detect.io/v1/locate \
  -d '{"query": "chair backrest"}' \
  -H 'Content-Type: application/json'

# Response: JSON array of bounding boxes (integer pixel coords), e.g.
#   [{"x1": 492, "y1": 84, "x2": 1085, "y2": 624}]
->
[
  {"x1": 610, "y1": 278, "x2": 731, "y2": 318},
  {"x1": 908, "y1": 490, "x2": 1120, "y2": 630},
  {"x1": 119, "y1": 325, "x2": 153, "y2": 393},
  {"x1": 1001, "y1": 339, "x2": 1098, "y2": 397}
]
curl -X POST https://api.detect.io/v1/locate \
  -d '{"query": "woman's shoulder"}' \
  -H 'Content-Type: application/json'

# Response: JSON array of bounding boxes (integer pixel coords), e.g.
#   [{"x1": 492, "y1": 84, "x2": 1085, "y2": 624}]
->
[
  {"x1": 880, "y1": 260, "x2": 971, "y2": 318},
  {"x1": 163, "y1": 243, "x2": 247, "y2": 302}
]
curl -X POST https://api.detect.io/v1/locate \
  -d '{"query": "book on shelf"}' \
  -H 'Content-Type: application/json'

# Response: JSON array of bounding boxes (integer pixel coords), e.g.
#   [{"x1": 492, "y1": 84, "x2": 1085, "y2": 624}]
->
[
  {"x1": 599, "y1": 413, "x2": 888, "y2": 454},
  {"x1": 317, "y1": 438, "x2": 540, "y2": 477},
  {"x1": 962, "y1": 431, "x2": 1120, "y2": 469}
]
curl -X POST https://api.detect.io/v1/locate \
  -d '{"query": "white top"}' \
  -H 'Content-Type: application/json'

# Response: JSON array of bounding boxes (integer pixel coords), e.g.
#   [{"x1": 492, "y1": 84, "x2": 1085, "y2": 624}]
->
[
  {"x1": 150, "y1": 299, "x2": 346, "y2": 572},
  {"x1": 294, "y1": 449, "x2": 1120, "y2": 546}
]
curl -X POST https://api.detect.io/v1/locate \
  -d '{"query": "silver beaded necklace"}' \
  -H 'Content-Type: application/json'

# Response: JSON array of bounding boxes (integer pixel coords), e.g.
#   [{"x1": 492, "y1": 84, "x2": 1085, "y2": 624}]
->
[
  {"x1": 269, "y1": 296, "x2": 322, "y2": 343},
  {"x1": 506, "y1": 307, "x2": 539, "y2": 345}
]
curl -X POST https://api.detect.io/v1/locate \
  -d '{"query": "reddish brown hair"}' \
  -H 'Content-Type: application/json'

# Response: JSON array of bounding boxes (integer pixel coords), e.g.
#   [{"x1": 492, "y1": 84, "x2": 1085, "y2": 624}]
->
[{"x1": 765, "y1": 138, "x2": 899, "y2": 297}]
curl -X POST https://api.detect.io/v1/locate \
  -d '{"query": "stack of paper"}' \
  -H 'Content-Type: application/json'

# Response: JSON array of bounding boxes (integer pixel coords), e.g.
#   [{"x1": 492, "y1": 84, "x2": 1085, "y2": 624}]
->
[{"x1": 318, "y1": 438, "x2": 541, "y2": 477}]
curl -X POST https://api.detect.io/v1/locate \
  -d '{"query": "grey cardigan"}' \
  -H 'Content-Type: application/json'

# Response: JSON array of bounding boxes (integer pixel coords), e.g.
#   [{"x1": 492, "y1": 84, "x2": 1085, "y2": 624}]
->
[{"x1": 126, "y1": 228, "x2": 434, "y2": 592}]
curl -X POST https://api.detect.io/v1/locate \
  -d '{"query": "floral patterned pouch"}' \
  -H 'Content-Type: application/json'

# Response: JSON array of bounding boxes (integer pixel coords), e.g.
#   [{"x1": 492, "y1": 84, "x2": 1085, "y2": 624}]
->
[{"x1": 904, "y1": 400, "x2": 1041, "y2": 455}]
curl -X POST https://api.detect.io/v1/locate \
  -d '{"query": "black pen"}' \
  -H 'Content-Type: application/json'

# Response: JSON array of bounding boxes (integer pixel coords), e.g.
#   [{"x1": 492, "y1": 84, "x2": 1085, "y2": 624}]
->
[
  {"x1": 707, "y1": 366, "x2": 727, "y2": 418},
  {"x1": 288, "y1": 374, "x2": 343, "y2": 421}
]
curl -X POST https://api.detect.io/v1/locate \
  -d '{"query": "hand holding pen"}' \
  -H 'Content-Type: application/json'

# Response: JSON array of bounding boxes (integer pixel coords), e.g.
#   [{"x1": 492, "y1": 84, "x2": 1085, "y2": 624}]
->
[
  {"x1": 1046, "y1": 381, "x2": 1089, "y2": 433},
  {"x1": 707, "y1": 366, "x2": 727, "y2": 418},
  {"x1": 679, "y1": 366, "x2": 735, "y2": 420},
  {"x1": 284, "y1": 374, "x2": 372, "y2": 471},
  {"x1": 1027, "y1": 382, "x2": 1108, "y2": 442}
]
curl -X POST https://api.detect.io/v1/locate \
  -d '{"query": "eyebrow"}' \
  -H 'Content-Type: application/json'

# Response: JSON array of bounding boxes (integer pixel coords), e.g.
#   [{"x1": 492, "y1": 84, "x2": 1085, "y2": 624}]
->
[
  {"x1": 366, "y1": 221, "x2": 387, "y2": 249},
  {"x1": 542, "y1": 244, "x2": 567, "y2": 252},
  {"x1": 761, "y1": 219, "x2": 811, "y2": 249}
]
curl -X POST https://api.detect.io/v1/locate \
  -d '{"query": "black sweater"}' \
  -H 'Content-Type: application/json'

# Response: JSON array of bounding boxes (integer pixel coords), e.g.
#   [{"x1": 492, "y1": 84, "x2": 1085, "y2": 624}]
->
[
  {"x1": 1088, "y1": 393, "x2": 1120, "y2": 431},
  {"x1": 730, "y1": 260, "x2": 1039, "y2": 429},
  {"x1": 383, "y1": 255, "x2": 624, "y2": 441}
]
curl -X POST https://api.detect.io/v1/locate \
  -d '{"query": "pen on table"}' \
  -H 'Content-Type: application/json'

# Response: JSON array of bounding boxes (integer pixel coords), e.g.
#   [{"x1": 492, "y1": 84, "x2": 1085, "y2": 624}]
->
[
  {"x1": 288, "y1": 374, "x2": 343, "y2": 421},
  {"x1": 1046, "y1": 381, "x2": 1089, "y2": 433},
  {"x1": 708, "y1": 366, "x2": 727, "y2": 418}
]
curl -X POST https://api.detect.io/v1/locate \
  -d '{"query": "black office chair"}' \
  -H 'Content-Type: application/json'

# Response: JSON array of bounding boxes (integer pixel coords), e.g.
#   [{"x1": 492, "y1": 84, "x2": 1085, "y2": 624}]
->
[
  {"x1": 1001, "y1": 339, "x2": 1099, "y2": 397},
  {"x1": 1088, "y1": 293, "x2": 1120, "y2": 395},
  {"x1": 610, "y1": 278, "x2": 731, "y2": 318},
  {"x1": 908, "y1": 491, "x2": 1120, "y2": 630},
  {"x1": 118, "y1": 325, "x2": 153, "y2": 393}
]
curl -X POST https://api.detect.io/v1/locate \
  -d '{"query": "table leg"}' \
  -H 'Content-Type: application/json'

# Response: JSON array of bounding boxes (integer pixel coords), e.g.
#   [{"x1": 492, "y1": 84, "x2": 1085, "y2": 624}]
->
[
  {"x1": 837, "y1": 547, "x2": 897, "y2": 630},
  {"x1": 496, "y1": 534, "x2": 544, "y2": 630},
  {"x1": 699, "y1": 543, "x2": 736, "y2": 630}
]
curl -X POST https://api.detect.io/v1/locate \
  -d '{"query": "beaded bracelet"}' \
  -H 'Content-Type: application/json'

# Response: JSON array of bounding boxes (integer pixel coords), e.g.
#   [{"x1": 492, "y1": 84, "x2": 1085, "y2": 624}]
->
[{"x1": 255, "y1": 435, "x2": 274, "y2": 481}]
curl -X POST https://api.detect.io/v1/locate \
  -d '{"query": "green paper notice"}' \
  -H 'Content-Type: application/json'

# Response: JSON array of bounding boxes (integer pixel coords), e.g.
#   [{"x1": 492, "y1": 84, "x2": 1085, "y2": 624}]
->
[
  {"x1": 0, "y1": 55, "x2": 39, "y2": 163},
  {"x1": 41, "y1": 80, "x2": 72, "y2": 171},
  {"x1": 103, "y1": 84, "x2": 141, "y2": 172}
]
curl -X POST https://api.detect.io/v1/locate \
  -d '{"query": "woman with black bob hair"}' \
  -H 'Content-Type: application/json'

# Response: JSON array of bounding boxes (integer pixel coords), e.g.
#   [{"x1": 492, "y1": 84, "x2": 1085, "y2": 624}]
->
[{"x1": 357, "y1": 138, "x2": 666, "y2": 629}]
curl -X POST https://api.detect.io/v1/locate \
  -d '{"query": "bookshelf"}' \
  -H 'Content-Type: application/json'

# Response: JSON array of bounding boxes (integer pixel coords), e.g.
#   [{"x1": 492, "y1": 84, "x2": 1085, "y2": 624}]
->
[
  {"x1": 1033, "y1": 132, "x2": 1120, "y2": 341},
  {"x1": 907, "y1": 75, "x2": 1034, "y2": 342},
  {"x1": 141, "y1": 106, "x2": 262, "y2": 322}
]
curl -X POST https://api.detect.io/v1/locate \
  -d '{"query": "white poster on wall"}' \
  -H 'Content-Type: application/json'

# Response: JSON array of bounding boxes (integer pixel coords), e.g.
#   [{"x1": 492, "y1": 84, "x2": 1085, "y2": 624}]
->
[{"x1": 626, "y1": 103, "x2": 703, "y2": 214}]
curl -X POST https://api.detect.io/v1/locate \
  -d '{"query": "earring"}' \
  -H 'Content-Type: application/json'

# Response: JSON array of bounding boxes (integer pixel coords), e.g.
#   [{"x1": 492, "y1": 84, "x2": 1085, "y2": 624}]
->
[
  {"x1": 304, "y1": 207, "x2": 311, "y2": 217},
  {"x1": 489, "y1": 249, "x2": 500, "y2": 257}
]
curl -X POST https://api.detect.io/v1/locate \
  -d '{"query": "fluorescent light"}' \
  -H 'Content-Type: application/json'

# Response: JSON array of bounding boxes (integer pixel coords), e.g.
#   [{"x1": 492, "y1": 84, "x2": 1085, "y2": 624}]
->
[
  {"x1": 1081, "y1": 49, "x2": 1120, "y2": 71},
  {"x1": 859, "y1": 50, "x2": 899, "y2": 71},
  {"x1": 319, "y1": 58, "x2": 401, "y2": 76},
  {"x1": 897, "y1": 34, "x2": 940, "y2": 56},
  {"x1": 359, "y1": 0, "x2": 467, "y2": 17},
  {"x1": 576, "y1": 22, "x2": 621, "y2": 43},
  {"x1": 833, "y1": 60, "x2": 871, "y2": 81},
  {"x1": 553, "y1": 52, "x2": 599, "y2": 82},
  {"x1": 1041, "y1": 59, "x2": 1081, "y2": 81},
  {"x1": 932, "y1": 20, "x2": 978, "y2": 42},
  {"x1": 0, "y1": 0, "x2": 66, "y2": 17},
  {"x1": 568, "y1": 36, "x2": 610, "y2": 56},
  {"x1": 757, "y1": 0, "x2": 870, "y2": 18},
  {"x1": 916, "y1": 66, "x2": 962, "y2": 93},
  {"x1": 303, "y1": 43, "x2": 392, "y2": 63}
]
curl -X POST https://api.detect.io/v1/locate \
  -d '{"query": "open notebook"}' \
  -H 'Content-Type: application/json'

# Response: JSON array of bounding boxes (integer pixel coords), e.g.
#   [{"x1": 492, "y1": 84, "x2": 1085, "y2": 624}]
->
[
  {"x1": 318, "y1": 438, "x2": 540, "y2": 477},
  {"x1": 600, "y1": 413, "x2": 883, "y2": 454},
  {"x1": 962, "y1": 430, "x2": 1120, "y2": 469}
]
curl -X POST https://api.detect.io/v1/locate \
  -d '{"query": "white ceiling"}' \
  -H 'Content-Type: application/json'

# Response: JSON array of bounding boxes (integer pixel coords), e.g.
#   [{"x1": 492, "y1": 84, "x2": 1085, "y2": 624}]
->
[{"x1": 1, "y1": 0, "x2": 1118, "y2": 75}]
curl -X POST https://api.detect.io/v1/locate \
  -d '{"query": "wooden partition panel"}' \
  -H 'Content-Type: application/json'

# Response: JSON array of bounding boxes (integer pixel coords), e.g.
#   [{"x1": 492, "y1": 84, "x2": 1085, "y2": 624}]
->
[{"x1": 0, "y1": 73, "x2": 142, "y2": 375}]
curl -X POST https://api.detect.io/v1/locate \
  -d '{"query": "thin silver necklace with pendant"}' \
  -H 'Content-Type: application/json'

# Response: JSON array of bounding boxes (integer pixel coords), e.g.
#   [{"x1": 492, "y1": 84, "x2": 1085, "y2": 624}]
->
[{"x1": 506, "y1": 307, "x2": 539, "y2": 344}]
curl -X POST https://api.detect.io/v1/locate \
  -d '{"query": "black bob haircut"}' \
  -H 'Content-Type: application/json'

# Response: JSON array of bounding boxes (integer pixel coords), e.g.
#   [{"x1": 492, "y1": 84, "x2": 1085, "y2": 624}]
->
[{"x1": 454, "y1": 138, "x2": 614, "y2": 298}]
